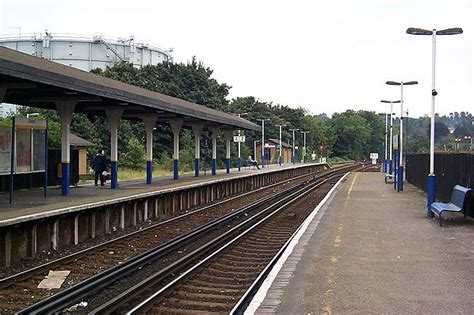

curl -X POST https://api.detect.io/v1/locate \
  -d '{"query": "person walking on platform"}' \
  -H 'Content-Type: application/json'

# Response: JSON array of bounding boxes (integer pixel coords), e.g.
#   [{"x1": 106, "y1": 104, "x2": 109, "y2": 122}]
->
[{"x1": 92, "y1": 150, "x2": 107, "y2": 186}]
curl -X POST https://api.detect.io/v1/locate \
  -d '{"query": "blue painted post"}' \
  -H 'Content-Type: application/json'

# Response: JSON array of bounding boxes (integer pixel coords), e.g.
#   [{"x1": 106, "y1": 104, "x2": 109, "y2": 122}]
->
[
  {"x1": 226, "y1": 159, "x2": 230, "y2": 174},
  {"x1": 398, "y1": 166, "x2": 404, "y2": 191},
  {"x1": 224, "y1": 129, "x2": 233, "y2": 174},
  {"x1": 388, "y1": 159, "x2": 392, "y2": 175},
  {"x1": 57, "y1": 101, "x2": 76, "y2": 196},
  {"x1": 393, "y1": 150, "x2": 398, "y2": 190},
  {"x1": 261, "y1": 155, "x2": 265, "y2": 169},
  {"x1": 106, "y1": 109, "x2": 123, "y2": 189},
  {"x1": 170, "y1": 119, "x2": 183, "y2": 181},
  {"x1": 210, "y1": 128, "x2": 218, "y2": 176},
  {"x1": 427, "y1": 175, "x2": 436, "y2": 218},
  {"x1": 237, "y1": 157, "x2": 241, "y2": 172},
  {"x1": 143, "y1": 116, "x2": 157, "y2": 185},
  {"x1": 146, "y1": 160, "x2": 152, "y2": 184},
  {"x1": 173, "y1": 159, "x2": 179, "y2": 180},
  {"x1": 62, "y1": 162, "x2": 70, "y2": 195},
  {"x1": 195, "y1": 159, "x2": 199, "y2": 177},
  {"x1": 212, "y1": 159, "x2": 217, "y2": 176}
]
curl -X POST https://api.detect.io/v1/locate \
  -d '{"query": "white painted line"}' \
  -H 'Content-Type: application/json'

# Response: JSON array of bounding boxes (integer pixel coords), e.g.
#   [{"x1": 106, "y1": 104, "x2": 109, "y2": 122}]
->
[{"x1": 244, "y1": 172, "x2": 350, "y2": 314}]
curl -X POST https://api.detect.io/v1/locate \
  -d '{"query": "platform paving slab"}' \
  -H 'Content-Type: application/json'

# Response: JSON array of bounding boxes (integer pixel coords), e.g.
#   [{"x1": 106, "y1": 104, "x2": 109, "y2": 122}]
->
[
  {"x1": 255, "y1": 172, "x2": 474, "y2": 314},
  {"x1": 0, "y1": 163, "x2": 320, "y2": 226}
]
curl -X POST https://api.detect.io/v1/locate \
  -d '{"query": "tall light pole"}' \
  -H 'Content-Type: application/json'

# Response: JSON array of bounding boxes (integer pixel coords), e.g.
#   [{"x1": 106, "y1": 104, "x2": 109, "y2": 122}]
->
[
  {"x1": 407, "y1": 26, "x2": 463, "y2": 217},
  {"x1": 386, "y1": 80, "x2": 418, "y2": 192},
  {"x1": 236, "y1": 112, "x2": 248, "y2": 171},
  {"x1": 301, "y1": 131, "x2": 309, "y2": 163},
  {"x1": 381, "y1": 100, "x2": 400, "y2": 177},
  {"x1": 257, "y1": 118, "x2": 270, "y2": 168},
  {"x1": 384, "y1": 112, "x2": 388, "y2": 173},
  {"x1": 275, "y1": 124, "x2": 285, "y2": 165},
  {"x1": 290, "y1": 128, "x2": 299, "y2": 165}
]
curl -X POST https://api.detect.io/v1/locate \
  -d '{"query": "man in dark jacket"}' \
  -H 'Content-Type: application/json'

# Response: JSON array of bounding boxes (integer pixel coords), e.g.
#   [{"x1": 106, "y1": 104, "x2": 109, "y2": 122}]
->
[{"x1": 92, "y1": 150, "x2": 106, "y2": 186}]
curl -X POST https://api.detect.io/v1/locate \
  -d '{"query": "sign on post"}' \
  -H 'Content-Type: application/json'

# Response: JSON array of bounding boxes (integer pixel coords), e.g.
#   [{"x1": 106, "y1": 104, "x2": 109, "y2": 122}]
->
[
  {"x1": 0, "y1": 126, "x2": 12, "y2": 174},
  {"x1": 370, "y1": 152, "x2": 379, "y2": 165},
  {"x1": 233, "y1": 135, "x2": 246, "y2": 142}
]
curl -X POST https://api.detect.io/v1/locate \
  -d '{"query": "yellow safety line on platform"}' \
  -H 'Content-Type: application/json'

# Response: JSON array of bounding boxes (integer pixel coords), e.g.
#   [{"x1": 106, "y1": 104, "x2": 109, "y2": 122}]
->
[{"x1": 321, "y1": 173, "x2": 358, "y2": 315}]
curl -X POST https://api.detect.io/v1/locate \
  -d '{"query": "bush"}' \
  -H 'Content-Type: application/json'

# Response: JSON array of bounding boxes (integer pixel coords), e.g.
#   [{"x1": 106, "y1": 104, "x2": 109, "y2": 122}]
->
[{"x1": 121, "y1": 137, "x2": 146, "y2": 170}]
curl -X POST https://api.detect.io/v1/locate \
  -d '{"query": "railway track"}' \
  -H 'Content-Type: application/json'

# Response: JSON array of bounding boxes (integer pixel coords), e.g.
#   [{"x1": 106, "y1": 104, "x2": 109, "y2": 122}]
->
[
  {"x1": 0, "y1": 164, "x2": 348, "y2": 313},
  {"x1": 17, "y1": 164, "x2": 358, "y2": 314}
]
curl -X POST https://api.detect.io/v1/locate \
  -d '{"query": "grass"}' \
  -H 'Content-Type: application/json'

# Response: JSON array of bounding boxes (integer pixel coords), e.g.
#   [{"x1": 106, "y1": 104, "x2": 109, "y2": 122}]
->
[{"x1": 118, "y1": 168, "x2": 171, "y2": 181}]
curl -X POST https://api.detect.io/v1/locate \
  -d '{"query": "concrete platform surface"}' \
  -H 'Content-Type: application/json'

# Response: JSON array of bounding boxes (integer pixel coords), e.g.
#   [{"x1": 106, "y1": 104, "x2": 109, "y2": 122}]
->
[
  {"x1": 255, "y1": 172, "x2": 474, "y2": 314},
  {"x1": 0, "y1": 163, "x2": 318, "y2": 226}
]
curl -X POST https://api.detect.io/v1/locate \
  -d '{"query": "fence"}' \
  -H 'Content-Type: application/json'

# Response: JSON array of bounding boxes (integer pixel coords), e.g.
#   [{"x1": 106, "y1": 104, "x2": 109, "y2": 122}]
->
[{"x1": 406, "y1": 153, "x2": 473, "y2": 217}]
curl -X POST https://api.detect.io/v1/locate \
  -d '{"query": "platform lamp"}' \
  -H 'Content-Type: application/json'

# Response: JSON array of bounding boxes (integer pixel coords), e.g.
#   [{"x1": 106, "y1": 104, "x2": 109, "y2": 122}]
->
[
  {"x1": 406, "y1": 27, "x2": 463, "y2": 217},
  {"x1": 235, "y1": 112, "x2": 248, "y2": 171},
  {"x1": 465, "y1": 135, "x2": 472, "y2": 152},
  {"x1": 381, "y1": 100, "x2": 401, "y2": 177},
  {"x1": 386, "y1": 80, "x2": 418, "y2": 192},
  {"x1": 257, "y1": 118, "x2": 270, "y2": 168},
  {"x1": 275, "y1": 124, "x2": 286, "y2": 166},
  {"x1": 290, "y1": 128, "x2": 299, "y2": 165}
]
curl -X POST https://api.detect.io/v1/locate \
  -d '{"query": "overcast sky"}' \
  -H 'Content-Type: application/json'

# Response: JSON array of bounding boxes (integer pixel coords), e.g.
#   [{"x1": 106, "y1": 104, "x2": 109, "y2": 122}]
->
[{"x1": 0, "y1": 0, "x2": 472, "y2": 118}]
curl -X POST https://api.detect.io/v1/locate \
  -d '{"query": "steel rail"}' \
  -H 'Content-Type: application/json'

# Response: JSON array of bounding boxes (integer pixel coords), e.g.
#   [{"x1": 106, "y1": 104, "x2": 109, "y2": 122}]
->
[
  {"x1": 17, "y1": 166, "x2": 355, "y2": 314},
  {"x1": 125, "y1": 168, "x2": 352, "y2": 314},
  {"x1": 1, "y1": 167, "x2": 326, "y2": 288}
]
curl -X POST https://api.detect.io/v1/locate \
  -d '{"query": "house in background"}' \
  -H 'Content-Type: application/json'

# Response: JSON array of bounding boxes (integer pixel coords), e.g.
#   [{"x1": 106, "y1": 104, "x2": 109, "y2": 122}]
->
[
  {"x1": 70, "y1": 134, "x2": 93, "y2": 175},
  {"x1": 256, "y1": 138, "x2": 292, "y2": 164}
]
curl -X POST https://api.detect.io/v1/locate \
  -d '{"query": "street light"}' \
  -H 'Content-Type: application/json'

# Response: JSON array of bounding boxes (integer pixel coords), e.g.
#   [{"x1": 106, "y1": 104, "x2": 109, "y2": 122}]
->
[
  {"x1": 275, "y1": 124, "x2": 286, "y2": 166},
  {"x1": 257, "y1": 118, "x2": 270, "y2": 168},
  {"x1": 235, "y1": 113, "x2": 248, "y2": 171},
  {"x1": 290, "y1": 128, "x2": 299, "y2": 165},
  {"x1": 386, "y1": 80, "x2": 418, "y2": 192},
  {"x1": 300, "y1": 131, "x2": 309, "y2": 163},
  {"x1": 381, "y1": 100, "x2": 401, "y2": 177},
  {"x1": 464, "y1": 135, "x2": 472, "y2": 152},
  {"x1": 407, "y1": 26, "x2": 463, "y2": 217}
]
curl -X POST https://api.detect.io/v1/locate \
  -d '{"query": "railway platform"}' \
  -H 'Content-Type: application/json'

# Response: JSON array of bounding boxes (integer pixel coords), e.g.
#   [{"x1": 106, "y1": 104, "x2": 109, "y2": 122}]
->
[
  {"x1": 0, "y1": 162, "x2": 328, "y2": 267},
  {"x1": 251, "y1": 172, "x2": 474, "y2": 314}
]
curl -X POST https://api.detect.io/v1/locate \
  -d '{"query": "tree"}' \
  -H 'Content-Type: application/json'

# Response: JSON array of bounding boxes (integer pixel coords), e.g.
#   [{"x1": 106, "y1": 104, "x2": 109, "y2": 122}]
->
[{"x1": 121, "y1": 138, "x2": 146, "y2": 170}]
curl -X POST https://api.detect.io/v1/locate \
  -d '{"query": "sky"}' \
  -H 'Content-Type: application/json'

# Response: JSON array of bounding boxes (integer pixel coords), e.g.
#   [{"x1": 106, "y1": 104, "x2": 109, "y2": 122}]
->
[{"x1": 0, "y1": 0, "x2": 472, "y2": 118}]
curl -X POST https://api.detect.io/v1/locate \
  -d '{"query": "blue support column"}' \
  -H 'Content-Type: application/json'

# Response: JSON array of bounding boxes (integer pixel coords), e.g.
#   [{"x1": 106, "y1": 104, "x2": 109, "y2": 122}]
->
[
  {"x1": 111, "y1": 161, "x2": 118, "y2": 189},
  {"x1": 195, "y1": 159, "x2": 200, "y2": 177},
  {"x1": 173, "y1": 159, "x2": 179, "y2": 180},
  {"x1": 427, "y1": 174, "x2": 436, "y2": 218},
  {"x1": 393, "y1": 150, "x2": 398, "y2": 190},
  {"x1": 146, "y1": 160, "x2": 152, "y2": 184},
  {"x1": 388, "y1": 159, "x2": 393, "y2": 175},
  {"x1": 261, "y1": 155, "x2": 265, "y2": 168},
  {"x1": 226, "y1": 159, "x2": 230, "y2": 174},
  {"x1": 212, "y1": 159, "x2": 217, "y2": 176},
  {"x1": 61, "y1": 162, "x2": 70, "y2": 196},
  {"x1": 398, "y1": 166, "x2": 404, "y2": 191},
  {"x1": 383, "y1": 159, "x2": 387, "y2": 173},
  {"x1": 237, "y1": 157, "x2": 241, "y2": 172}
]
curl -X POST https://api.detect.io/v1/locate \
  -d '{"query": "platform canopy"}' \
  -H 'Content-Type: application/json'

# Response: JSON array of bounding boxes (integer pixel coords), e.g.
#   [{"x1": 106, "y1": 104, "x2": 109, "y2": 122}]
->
[{"x1": 0, "y1": 47, "x2": 259, "y2": 131}]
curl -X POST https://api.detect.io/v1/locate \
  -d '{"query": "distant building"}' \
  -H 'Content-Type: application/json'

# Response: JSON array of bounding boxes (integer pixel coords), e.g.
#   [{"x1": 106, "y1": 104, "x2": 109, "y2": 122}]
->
[
  {"x1": 0, "y1": 31, "x2": 173, "y2": 71},
  {"x1": 70, "y1": 134, "x2": 93, "y2": 175},
  {"x1": 256, "y1": 138, "x2": 292, "y2": 164}
]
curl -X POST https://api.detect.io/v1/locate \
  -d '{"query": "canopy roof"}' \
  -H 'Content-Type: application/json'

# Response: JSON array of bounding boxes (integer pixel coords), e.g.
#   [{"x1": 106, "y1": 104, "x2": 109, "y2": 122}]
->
[{"x1": 0, "y1": 47, "x2": 259, "y2": 131}]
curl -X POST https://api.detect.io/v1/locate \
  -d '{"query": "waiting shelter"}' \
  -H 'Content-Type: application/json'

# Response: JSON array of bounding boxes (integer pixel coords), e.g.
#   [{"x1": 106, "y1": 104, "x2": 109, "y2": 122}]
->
[
  {"x1": 0, "y1": 47, "x2": 259, "y2": 196},
  {"x1": 256, "y1": 138, "x2": 292, "y2": 165}
]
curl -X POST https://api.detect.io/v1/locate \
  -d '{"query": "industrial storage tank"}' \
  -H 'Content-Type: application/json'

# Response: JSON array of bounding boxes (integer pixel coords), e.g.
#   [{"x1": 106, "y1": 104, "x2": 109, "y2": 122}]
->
[{"x1": 0, "y1": 31, "x2": 173, "y2": 72}]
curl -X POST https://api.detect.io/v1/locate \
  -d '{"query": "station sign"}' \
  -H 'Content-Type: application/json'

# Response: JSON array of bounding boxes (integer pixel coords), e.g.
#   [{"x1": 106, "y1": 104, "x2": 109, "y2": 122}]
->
[
  {"x1": 369, "y1": 153, "x2": 379, "y2": 159},
  {"x1": 233, "y1": 135, "x2": 246, "y2": 143}
]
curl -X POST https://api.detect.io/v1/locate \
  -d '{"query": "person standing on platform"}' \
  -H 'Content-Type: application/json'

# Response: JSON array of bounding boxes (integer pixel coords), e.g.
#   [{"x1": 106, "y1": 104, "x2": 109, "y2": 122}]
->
[{"x1": 92, "y1": 149, "x2": 107, "y2": 186}]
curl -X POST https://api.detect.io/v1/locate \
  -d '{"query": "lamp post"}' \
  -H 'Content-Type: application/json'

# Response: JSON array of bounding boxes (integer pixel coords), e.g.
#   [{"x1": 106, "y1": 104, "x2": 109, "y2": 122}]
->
[
  {"x1": 464, "y1": 135, "x2": 472, "y2": 152},
  {"x1": 386, "y1": 80, "x2": 418, "y2": 192},
  {"x1": 301, "y1": 131, "x2": 309, "y2": 163},
  {"x1": 236, "y1": 113, "x2": 248, "y2": 171},
  {"x1": 257, "y1": 119, "x2": 270, "y2": 168},
  {"x1": 381, "y1": 100, "x2": 401, "y2": 177},
  {"x1": 275, "y1": 124, "x2": 285, "y2": 165},
  {"x1": 407, "y1": 26, "x2": 463, "y2": 217},
  {"x1": 290, "y1": 128, "x2": 299, "y2": 165}
]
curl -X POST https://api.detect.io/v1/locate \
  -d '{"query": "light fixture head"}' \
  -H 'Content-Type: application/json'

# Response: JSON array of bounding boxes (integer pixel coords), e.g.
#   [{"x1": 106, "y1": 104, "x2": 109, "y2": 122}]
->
[
  {"x1": 406, "y1": 27, "x2": 433, "y2": 35},
  {"x1": 436, "y1": 28, "x2": 463, "y2": 35}
]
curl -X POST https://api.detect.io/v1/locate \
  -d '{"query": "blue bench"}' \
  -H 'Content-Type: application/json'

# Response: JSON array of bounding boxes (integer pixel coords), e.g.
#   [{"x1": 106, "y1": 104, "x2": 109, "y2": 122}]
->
[{"x1": 430, "y1": 185, "x2": 471, "y2": 226}]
